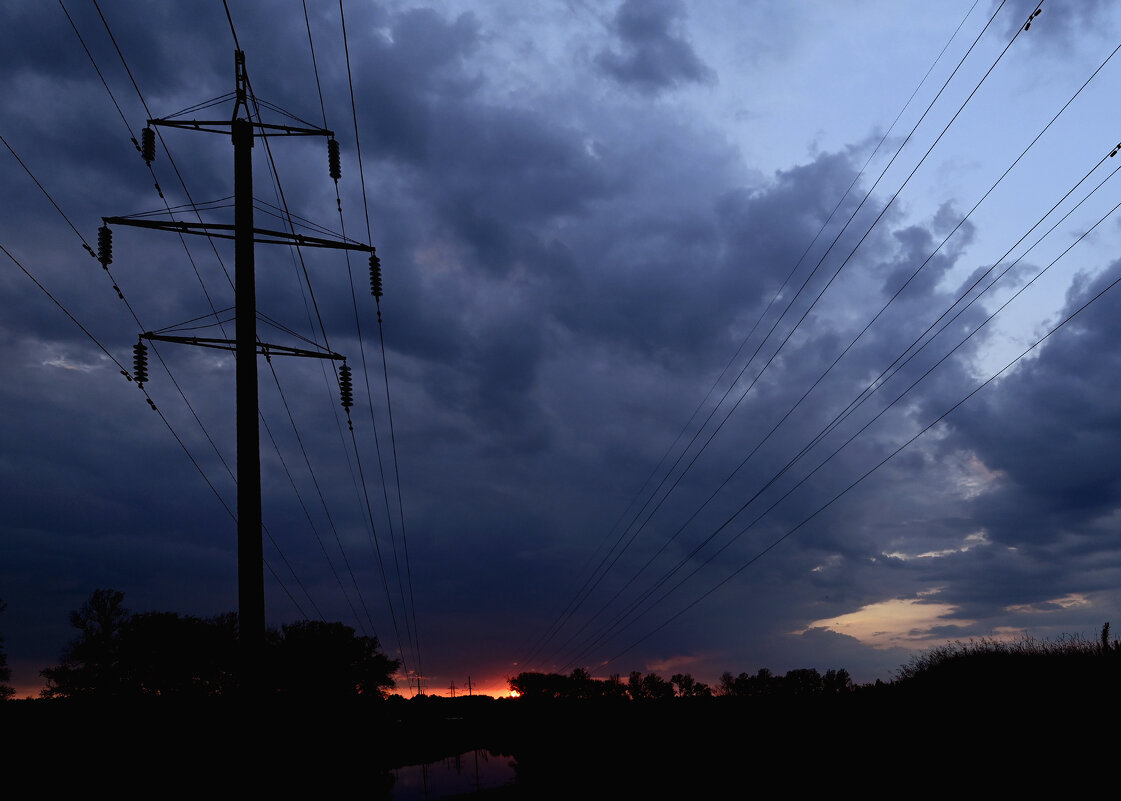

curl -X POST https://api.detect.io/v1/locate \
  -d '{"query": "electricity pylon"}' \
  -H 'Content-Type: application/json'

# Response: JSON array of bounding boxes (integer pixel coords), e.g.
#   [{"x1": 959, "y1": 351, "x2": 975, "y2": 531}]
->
[{"x1": 99, "y1": 51, "x2": 382, "y2": 689}]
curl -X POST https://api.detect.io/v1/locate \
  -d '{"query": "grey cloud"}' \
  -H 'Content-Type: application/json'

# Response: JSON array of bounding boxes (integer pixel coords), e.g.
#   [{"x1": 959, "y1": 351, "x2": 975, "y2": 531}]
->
[
  {"x1": 946, "y1": 263, "x2": 1121, "y2": 546},
  {"x1": 596, "y1": 0, "x2": 715, "y2": 94},
  {"x1": 8, "y1": 1, "x2": 1121, "y2": 698},
  {"x1": 998, "y1": 0, "x2": 1119, "y2": 50}
]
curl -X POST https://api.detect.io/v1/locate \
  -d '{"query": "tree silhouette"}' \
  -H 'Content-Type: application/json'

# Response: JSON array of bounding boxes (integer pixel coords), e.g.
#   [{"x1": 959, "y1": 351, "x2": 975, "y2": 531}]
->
[
  {"x1": 783, "y1": 667, "x2": 823, "y2": 697},
  {"x1": 718, "y1": 667, "x2": 776, "y2": 697},
  {"x1": 39, "y1": 590, "x2": 399, "y2": 699},
  {"x1": 568, "y1": 667, "x2": 596, "y2": 699},
  {"x1": 119, "y1": 611, "x2": 239, "y2": 696},
  {"x1": 509, "y1": 671, "x2": 559, "y2": 699},
  {"x1": 823, "y1": 668, "x2": 853, "y2": 694},
  {"x1": 603, "y1": 672, "x2": 628, "y2": 699},
  {"x1": 41, "y1": 588, "x2": 129, "y2": 697},
  {"x1": 717, "y1": 670, "x2": 747, "y2": 696},
  {"x1": 627, "y1": 671, "x2": 674, "y2": 700},
  {"x1": 274, "y1": 620, "x2": 399, "y2": 698},
  {"x1": 508, "y1": 671, "x2": 576, "y2": 699},
  {"x1": 0, "y1": 599, "x2": 14, "y2": 700},
  {"x1": 670, "y1": 672, "x2": 712, "y2": 698}
]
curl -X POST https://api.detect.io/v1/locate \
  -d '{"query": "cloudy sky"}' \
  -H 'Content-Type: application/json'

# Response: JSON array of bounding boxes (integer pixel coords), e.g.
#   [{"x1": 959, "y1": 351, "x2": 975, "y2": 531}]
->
[{"x1": 4, "y1": 0, "x2": 1121, "y2": 696}]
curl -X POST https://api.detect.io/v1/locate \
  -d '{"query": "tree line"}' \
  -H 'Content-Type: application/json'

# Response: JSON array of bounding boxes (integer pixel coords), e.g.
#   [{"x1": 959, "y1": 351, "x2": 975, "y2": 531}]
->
[
  {"x1": 3, "y1": 589, "x2": 1117, "y2": 702},
  {"x1": 508, "y1": 665, "x2": 854, "y2": 701}
]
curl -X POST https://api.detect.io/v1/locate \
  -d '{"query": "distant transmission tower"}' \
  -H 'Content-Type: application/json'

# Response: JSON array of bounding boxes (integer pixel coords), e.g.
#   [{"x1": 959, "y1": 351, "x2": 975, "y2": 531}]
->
[{"x1": 100, "y1": 51, "x2": 382, "y2": 690}]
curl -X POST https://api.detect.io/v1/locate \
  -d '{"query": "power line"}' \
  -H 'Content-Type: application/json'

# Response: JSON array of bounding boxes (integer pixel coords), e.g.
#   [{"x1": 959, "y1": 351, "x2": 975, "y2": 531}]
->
[
  {"x1": 598, "y1": 215, "x2": 1121, "y2": 668},
  {"x1": 2, "y1": 124, "x2": 326, "y2": 617},
  {"x1": 339, "y1": 0, "x2": 423, "y2": 666},
  {"x1": 564, "y1": 146, "x2": 1121, "y2": 669},
  {"x1": 217, "y1": 2, "x2": 417, "y2": 675},
  {"x1": 548, "y1": 28, "x2": 1121, "y2": 668},
  {"x1": 525, "y1": 0, "x2": 1021, "y2": 668},
  {"x1": 526, "y1": 0, "x2": 988, "y2": 668},
  {"x1": 80, "y1": 0, "x2": 391, "y2": 659}
]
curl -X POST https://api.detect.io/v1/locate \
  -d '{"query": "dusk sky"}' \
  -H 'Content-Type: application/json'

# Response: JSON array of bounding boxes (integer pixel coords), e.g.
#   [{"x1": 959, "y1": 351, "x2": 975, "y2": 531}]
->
[{"x1": 4, "y1": 0, "x2": 1121, "y2": 698}]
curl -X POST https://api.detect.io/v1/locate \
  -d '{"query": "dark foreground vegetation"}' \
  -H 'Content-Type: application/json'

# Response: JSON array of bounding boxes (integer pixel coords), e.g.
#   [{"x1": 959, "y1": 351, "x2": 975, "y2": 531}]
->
[
  {"x1": 2, "y1": 593, "x2": 1120, "y2": 796},
  {"x1": 34, "y1": 589, "x2": 399, "y2": 699}
]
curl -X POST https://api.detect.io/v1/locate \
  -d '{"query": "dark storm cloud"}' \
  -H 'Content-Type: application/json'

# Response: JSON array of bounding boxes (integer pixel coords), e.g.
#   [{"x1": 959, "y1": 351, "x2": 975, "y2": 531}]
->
[
  {"x1": 759, "y1": 244, "x2": 1121, "y2": 640},
  {"x1": 6, "y1": 1, "x2": 1121, "y2": 699},
  {"x1": 595, "y1": 0, "x2": 715, "y2": 94},
  {"x1": 2, "y1": 0, "x2": 967, "y2": 679},
  {"x1": 530, "y1": 177, "x2": 1008, "y2": 670},
  {"x1": 339, "y1": 8, "x2": 482, "y2": 165},
  {"x1": 930, "y1": 263, "x2": 1121, "y2": 614}
]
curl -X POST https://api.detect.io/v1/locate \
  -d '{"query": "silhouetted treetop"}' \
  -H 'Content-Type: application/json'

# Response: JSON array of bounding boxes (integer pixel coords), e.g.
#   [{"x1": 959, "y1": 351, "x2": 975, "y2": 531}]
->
[
  {"x1": 670, "y1": 673, "x2": 712, "y2": 698},
  {"x1": 717, "y1": 666, "x2": 854, "y2": 699},
  {"x1": 273, "y1": 620, "x2": 399, "y2": 698},
  {"x1": 41, "y1": 588, "x2": 129, "y2": 698},
  {"x1": 508, "y1": 666, "x2": 854, "y2": 702}
]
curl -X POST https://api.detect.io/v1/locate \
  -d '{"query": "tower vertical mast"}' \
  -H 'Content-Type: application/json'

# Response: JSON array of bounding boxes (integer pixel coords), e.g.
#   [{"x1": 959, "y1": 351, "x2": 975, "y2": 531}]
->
[
  {"x1": 103, "y1": 49, "x2": 379, "y2": 692},
  {"x1": 232, "y1": 50, "x2": 264, "y2": 679}
]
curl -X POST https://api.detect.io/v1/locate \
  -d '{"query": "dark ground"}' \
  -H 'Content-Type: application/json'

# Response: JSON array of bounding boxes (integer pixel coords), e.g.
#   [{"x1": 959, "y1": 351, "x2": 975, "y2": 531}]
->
[{"x1": 3, "y1": 681, "x2": 1117, "y2": 797}]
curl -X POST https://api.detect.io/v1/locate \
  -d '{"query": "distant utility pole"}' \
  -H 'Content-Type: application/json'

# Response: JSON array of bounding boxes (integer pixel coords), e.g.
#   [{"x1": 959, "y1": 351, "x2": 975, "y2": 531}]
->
[
  {"x1": 448, "y1": 680, "x2": 457, "y2": 698},
  {"x1": 466, "y1": 676, "x2": 472, "y2": 696},
  {"x1": 100, "y1": 51, "x2": 381, "y2": 691}
]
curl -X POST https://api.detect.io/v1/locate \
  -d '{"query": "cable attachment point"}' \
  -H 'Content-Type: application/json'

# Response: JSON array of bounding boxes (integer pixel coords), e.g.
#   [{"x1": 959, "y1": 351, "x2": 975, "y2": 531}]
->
[
  {"x1": 369, "y1": 249, "x2": 383, "y2": 298},
  {"x1": 339, "y1": 363, "x2": 354, "y2": 409},
  {"x1": 1110, "y1": 142, "x2": 1120, "y2": 158},
  {"x1": 1024, "y1": 8, "x2": 1041, "y2": 31},
  {"x1": 142, "y1": 126, "x2": 156, "y2": 165},
  {"x1": 133, "y1": 340, "x2": 149, "y2": 387},
  {"x1": 97, "y1": 225, "x2": 113, "y2": 268},
  {"x1": 328, "y1": 138, "x2": 341, "y2": 182}
]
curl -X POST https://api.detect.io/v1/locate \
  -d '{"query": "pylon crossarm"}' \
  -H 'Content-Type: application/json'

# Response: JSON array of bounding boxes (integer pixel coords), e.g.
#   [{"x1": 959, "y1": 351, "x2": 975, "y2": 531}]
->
[
  {"x1": 150, "y1": 118, "x2": 333, "y2": 138},
  {"x1": 143, "y1": 332, "x2": 344, "y2": 360},
  {"x1": 102, "y1": 217, "x2": 373, "y2": 252}
]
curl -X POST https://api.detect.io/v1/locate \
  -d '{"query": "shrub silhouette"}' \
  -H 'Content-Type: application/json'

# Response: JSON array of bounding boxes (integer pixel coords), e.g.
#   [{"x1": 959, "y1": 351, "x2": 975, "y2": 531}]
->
[{"x1": 894, "y1": 625, "x2": 1120, "y2": 700}]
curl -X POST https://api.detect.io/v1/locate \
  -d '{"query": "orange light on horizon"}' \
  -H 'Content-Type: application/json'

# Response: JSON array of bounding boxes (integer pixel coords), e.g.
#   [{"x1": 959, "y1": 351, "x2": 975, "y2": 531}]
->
[{"x1": 398, "y1": 676, "x2": 520, "y2": 698}]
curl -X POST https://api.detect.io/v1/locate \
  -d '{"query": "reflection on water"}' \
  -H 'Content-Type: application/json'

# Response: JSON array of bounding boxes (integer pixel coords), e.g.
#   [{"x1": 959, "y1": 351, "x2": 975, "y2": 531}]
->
[{"x1": 392, "y1": 749, "x2": 516, "y2": 800}]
